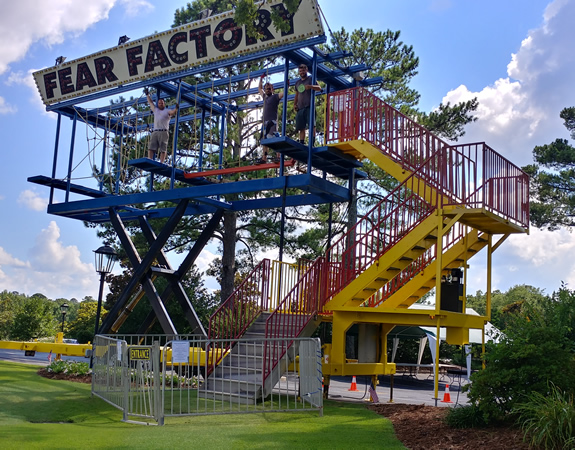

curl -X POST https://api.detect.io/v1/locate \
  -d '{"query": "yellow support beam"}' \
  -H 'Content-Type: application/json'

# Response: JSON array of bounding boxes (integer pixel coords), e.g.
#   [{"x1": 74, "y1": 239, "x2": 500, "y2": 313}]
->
[
  {"x1": 327, "y1": 214, "x2": 439, "y2": 309},
  {"x1": 0, "y1": 339, "x2": 91, "y2": 357}
]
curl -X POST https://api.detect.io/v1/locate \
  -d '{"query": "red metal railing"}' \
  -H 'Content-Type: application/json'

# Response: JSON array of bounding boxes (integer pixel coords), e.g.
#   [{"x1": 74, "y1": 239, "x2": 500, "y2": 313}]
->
[
  {"x1": 322, "y1": 145, "x2": 478, "y2": 305},
  {"x1": 326, "y1": 87, "x2": 447, "y2": 173},
  {"x1": 451, "y1": 142, "x2": 530, "y2": 228},
  {"x1": 262, "y1": 257, "x2": 325, "y2": 384},
  {"x1": 207, "y1": 88, "x2": 530, "y2": 382},
  {"x1": 206, "y1": 259, "x2": 270, "y2": 375},
  {"x1": 365, "y1": 222, "x2": 470, "y2": 307},
  {"x1": 325, "y1": 88, "x2": 529, "y2": 229}
]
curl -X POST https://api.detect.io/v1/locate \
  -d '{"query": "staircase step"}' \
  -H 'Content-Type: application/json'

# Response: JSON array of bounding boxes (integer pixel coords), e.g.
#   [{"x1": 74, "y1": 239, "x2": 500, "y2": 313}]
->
[
  {"x1": 205, "y1": 376, "x2": 262, "y2": 395},
  {"x1": 235, "y1": 342, "x2": 265, "y2": 357},
  {"x1": 197, "y1": 389, "x2": 262, "y2": 404}
]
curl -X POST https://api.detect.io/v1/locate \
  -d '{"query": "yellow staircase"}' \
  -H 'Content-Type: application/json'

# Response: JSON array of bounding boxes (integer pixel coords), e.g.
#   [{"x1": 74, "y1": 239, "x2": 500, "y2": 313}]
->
[{"x1": 316, "y1": 87, "x2": 529, "y2": 378}]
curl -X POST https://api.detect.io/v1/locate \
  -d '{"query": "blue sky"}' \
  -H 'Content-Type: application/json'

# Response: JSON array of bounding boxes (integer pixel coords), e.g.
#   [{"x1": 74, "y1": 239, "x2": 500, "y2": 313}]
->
[{"x1": 1, "y1": 0, "x2": 574, "y2": 300}]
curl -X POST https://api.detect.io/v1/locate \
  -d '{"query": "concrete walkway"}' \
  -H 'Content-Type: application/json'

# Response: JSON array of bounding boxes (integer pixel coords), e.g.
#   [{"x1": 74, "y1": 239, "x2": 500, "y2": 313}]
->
[{"x1": 326, "y1": 374, "x2": 469, "y2": 407}]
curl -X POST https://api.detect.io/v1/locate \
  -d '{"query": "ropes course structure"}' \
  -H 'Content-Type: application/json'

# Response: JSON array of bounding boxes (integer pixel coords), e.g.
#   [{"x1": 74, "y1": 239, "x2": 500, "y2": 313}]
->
[{"x1": 27, "y1": 2, "x2": 529, "y2": 405}]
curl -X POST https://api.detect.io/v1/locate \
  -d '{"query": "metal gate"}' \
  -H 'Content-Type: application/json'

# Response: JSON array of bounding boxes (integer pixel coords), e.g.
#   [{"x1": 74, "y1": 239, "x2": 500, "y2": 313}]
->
[
  {"x1": 92, "y1": 335, "x2": 164, "y2": 425},
  {"x1": 92, "y1": 335, "x2": 322, "y2": 425}
]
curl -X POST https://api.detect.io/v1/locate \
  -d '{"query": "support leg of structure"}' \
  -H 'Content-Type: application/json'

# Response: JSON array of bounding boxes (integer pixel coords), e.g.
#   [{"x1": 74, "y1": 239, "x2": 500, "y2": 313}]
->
[{"x1": 99, "y1": 201, "x2": 189, "y2": 334}]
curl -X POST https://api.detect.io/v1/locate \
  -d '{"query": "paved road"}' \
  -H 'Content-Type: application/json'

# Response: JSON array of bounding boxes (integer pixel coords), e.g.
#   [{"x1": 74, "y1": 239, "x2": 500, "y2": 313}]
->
[{"x1": 0, "y1": 348, "x2": 88, "y2": 366}]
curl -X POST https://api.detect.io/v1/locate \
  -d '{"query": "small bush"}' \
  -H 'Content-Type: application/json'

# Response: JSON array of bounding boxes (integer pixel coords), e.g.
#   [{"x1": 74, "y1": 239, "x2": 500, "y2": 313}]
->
[
  {"x1": 47, "y1": 360, "x2": 91, "y2": 376},
  {"x1": 445, "y1": 404, "x2": 488, "y2": 429},
  {"x1": 514, "y1": 384, "x2": 575, "y2": 450}
]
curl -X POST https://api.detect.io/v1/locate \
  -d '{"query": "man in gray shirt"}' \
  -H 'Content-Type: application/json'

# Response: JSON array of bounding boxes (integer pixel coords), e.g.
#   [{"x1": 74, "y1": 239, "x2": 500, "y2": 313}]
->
[
  {"x1": 258, "y1": 75, "x2": 284, "y2": 163},
  {"x1": 294, "y1": 64, "x2": 321, "y2": 145},
  {"x1": 145, "y1": 89, "x2": 179, "y2": 164}
]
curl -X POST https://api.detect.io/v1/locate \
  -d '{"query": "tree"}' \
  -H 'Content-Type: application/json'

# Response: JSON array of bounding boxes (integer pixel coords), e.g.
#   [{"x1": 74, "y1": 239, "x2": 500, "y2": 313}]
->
[
  {"x1": 466, "y1": 284, "x2": 548, "y2": 330},
  {"x1": 67, "y1": 301, "x2": 98, "y2": 344},
  {"x1": 0, "y1": 290, "x2": 26, "y2": 340},
  {"x1": 524, "y1": 107, "x2": 575, "y2": 230},
  {"x1": 9, "y1": 296, "x2": 57, "y2": 341},
  {"x1": 466, "y1": 286, "x2": 575, "y2": 423}
]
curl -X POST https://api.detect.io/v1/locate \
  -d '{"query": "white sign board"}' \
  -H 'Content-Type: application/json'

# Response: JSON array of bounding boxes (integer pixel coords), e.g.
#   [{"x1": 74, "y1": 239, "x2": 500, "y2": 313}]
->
[
  {"x1": 33, "y1": 0, "x2": 324, "y2": 106},
  {"x1": 171, "y1": 340, "x2": 190, "y2": 364}
]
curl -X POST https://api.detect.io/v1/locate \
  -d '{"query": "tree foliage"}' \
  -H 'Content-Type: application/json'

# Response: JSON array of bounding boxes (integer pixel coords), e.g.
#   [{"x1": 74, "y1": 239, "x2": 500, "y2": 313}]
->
[
  {"x1": 67, "y1": 301, "x2": 98, "y2": 344},
  {"x1": 524, "y1": 106, "x2": 575, "y2": 230},
  {"x1": 465, "y1": 284, "x2": 548, "y2": 331},
  {"x1": 466, "y1": 286, "x2": 575, "y2": 423},
  {"x1": 9, "y1": 295, "x2": 57, "y2": 341}
]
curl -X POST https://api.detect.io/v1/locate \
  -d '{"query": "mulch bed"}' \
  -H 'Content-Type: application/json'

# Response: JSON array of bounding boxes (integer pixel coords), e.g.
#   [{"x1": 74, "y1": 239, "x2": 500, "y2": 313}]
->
[
  {"x1": 37, "y1": 368, "x2": 92, "y2": 384},
  {"x1": 369, "y1": 403, "x2": 530, "y2": 450}
]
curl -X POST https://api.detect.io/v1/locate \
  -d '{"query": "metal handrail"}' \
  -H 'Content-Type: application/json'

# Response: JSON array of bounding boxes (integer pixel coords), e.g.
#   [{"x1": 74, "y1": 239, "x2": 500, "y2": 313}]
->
[
  {"x1": 262, "y1": 257, "x2": 325, "y2": 384},
  {"x1": 325, "y1": 88, "x2": 529, "y2": 229},
  {"x1": 207, "y1": 259, "x2": 270, "y2": 375}
]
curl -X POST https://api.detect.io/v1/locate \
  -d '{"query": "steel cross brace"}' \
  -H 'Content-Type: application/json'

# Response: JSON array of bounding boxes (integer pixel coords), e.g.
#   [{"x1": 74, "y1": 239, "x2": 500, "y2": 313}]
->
[
  {"x1": 99, "y1": 200, "x2": 190, "y2": 334},
  {"x1": 134, "y1": 209, "x2": 224, "y2": 336}
]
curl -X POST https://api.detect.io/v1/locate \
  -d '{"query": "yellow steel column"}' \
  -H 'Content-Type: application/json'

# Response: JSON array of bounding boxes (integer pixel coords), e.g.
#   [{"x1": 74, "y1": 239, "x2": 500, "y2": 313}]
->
[
  {"x1": 486, "y1": 234, "x2": 493, "y2": 320},
  {"x1": 434, "y1": 210, "x2": 444, "y2": 317},
  {"x1": 433, "y1": 318, "x2": 441, "y2": 404},
  {"x1": 330, "y1": 311, "x2": 353, "y2": 375},
  {"x1": 462, "y1": 230, "x2": 469, "y2": 311}
]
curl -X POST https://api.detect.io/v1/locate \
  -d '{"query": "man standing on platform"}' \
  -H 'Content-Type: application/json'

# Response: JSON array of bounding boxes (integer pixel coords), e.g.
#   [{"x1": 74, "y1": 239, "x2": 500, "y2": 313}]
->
[
  {"x1": 294, "y1": 64, "x2": 321, "y2": 145},
  {"x1": 258, "y1": 74, "x2": 284, "y2": 163},
  {"x1": 145, "y1": 88, "x2": 178, "y2": 164}
]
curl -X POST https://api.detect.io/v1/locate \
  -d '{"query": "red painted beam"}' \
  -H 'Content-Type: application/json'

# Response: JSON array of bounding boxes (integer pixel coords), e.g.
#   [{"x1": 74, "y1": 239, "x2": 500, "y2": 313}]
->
[{"x1": 184, "y1": 159, "x2": 295, "y2": 179}]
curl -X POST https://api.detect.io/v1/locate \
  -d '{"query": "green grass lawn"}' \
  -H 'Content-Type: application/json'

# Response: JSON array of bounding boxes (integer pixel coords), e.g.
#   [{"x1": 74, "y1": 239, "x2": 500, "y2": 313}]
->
[{"x1": 0, "y1": 361, "x2": 404, "y2": 449}]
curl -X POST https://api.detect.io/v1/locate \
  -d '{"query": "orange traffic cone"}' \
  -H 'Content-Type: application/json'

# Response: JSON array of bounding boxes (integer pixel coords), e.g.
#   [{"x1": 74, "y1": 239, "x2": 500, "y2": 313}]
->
[
  {"x1": 348, "y1": 376, "x2": 359, "y2": 392},
  {"x1": 441, "y1": 384, "x2": 452, "y2": 403}
]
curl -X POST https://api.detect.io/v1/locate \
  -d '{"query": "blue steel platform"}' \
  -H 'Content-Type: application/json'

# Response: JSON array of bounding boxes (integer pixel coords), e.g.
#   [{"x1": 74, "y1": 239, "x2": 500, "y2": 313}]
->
[{"x1": 262, "y1": 136, "x2": 366, "y2": 180}]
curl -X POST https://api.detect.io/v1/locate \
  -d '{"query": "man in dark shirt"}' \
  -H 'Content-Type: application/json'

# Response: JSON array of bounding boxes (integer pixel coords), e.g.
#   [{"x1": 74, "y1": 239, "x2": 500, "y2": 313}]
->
[
  {"x1": 258, "y1": 75, "x2": 284, "y2": 163},
  {"x1": 294, "y1": 64, "x2": 321, "y2": 145}
]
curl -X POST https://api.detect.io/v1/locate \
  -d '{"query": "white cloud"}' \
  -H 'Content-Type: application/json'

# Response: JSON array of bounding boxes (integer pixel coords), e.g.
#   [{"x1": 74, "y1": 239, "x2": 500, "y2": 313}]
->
[
  {"x1": 0, "y1": 0, "x2": 118, "y2": 75},
  {"x1": 0, "y1": 96, "x2": 17, "y2": 114},
  {"x1": 0, "y1": 247, "x2": 29, "y2": 268},
  {"x1": 120, "y1": 0, "x2": 154, "y2": 18},
  {"x1": 508, "y1": 227, "x2": 575, "y2": 267},
  {"x1": 439, "y1": 0, "x2": 575, "y2": 166},
  {"x1": 0, "y1": 221, "x2": 98, "y2": 299},
  {"x1": 195, "y1": 248, "x2": 218, "y2": 274},
  {"x1": 18, "y1": 190, "x2": 48, "y2": 212}
]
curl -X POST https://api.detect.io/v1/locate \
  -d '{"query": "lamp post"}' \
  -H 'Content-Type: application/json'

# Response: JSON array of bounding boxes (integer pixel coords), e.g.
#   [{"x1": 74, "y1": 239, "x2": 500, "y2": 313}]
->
[
  {"x1": 60, "y1": 303, "x2": 69, "y2": 333},
  {"x1": 93, "y1": 244, "x2": 118, "y2": 337}
]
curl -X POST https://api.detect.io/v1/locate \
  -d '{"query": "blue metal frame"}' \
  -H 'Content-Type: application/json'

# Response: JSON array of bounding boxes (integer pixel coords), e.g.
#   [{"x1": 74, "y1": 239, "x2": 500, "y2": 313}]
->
[{"x1": 28, "y1": 29, "x2": 381, "y2": 224}]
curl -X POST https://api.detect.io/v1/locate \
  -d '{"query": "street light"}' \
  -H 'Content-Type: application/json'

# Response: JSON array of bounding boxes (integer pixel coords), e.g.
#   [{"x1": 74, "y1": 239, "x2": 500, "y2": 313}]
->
[
  {"x1": 93, "y1": 244, "x2": 118, "y2": 336},
  {"x1": 60, "y1": 303, "x2": 69, "y2": 333}
]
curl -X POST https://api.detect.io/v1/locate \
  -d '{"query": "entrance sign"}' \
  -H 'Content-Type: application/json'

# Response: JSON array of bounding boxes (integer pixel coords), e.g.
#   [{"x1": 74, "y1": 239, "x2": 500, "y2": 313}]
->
[
  {"x1": 33, "y1": 0, "x2": 324, "y2": 106},
  {"x1": 129, "y1": 347, "x2": 151, "y2": 361}
]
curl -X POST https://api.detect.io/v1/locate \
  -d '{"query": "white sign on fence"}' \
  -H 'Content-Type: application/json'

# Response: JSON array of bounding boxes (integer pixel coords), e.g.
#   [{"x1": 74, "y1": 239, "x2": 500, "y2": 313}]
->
[
  {"x1": 171, "y1": 340, "x2": 190, "y2": 364},
  {"x1": 33, "y1": 0, "x2": 324, "y2": 106}
]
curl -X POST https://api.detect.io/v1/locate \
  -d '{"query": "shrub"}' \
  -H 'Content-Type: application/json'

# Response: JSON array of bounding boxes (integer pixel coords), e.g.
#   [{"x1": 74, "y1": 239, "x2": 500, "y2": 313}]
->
[
  {"x1": 47, "y1": 360, "x2": 91, "y2": 376},
  {"x1": 466, "y1": 293, "x2": 575, "y2": 423},
  {"x1": 515, "y1": 384, "x2": 575, "y2": 450},
  {"x1": 445, "y1": 404, "x2": 488, "y2": 429}
]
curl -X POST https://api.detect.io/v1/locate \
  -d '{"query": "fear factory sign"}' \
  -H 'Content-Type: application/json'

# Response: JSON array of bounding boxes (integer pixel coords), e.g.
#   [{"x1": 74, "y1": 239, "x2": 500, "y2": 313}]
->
[{"x1": 33, "y1": 0, "x2": 324, "y2": 106}]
